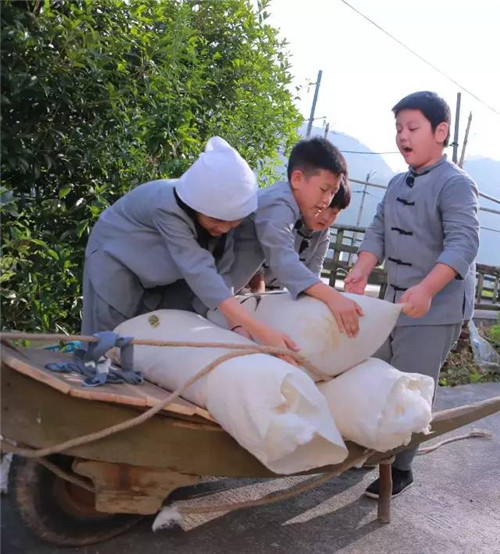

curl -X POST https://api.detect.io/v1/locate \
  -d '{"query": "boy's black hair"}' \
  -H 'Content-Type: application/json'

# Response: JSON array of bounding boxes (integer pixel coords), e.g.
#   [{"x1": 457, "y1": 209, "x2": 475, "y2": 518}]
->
[
  {"x1": 329, "y1": 176, "x2": 351, "y2": 210},
  {"x1": 392, "y1": 91, "x2": 451, "y2": 146},
  {"x1": 287, "y1": 137, "x2": 348, "y2": 181}
]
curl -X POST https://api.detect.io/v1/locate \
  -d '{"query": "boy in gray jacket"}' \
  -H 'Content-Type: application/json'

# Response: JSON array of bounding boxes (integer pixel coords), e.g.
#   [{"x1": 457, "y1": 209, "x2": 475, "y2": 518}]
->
[
  {"x1": 249, "y1": 179, "x2": 351, "y2": 292},
  {"x1": 82, "y1": 137, "x2": 297, "y2": 355},
  {"x1": 345, "y1": 91, "x2": 480, "y2": 498},
  {"x1": 230, "y1": 138, "x2": 363, "y2": 338}
]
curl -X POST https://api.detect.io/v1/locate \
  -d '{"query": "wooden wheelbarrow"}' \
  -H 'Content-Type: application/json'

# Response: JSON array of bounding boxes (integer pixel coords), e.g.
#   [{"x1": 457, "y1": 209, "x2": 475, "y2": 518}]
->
[{"x1": 1, "y1": 343, "x2": 499, "y2": 547}]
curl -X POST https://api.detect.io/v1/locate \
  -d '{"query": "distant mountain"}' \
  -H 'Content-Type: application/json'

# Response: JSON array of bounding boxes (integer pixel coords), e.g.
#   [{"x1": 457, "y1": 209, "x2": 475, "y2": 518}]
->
[
  {"x1": 299, "y1": 123, "x2": 395, "y2": 183},
  {"x1": 276, "y1": 126, "x2": 500, "y2": 266},
  {"x1": 464, "y1": 157, "x2": 500, "y2": 203},
  {"x1": 463, "y1": 157, "x2": 500, "y2": 266},
  {"x1": 314, "y1": 126, "x2": 394, "y2": 229},
  {"x1": 273, "y1": 125, "x2": 396, "y2": 228}
]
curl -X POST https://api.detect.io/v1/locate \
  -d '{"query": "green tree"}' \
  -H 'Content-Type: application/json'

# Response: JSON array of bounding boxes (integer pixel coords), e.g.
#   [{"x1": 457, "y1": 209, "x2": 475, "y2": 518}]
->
[{"x1": 1, "y1": 0, "x2": 302, "y2": 333}]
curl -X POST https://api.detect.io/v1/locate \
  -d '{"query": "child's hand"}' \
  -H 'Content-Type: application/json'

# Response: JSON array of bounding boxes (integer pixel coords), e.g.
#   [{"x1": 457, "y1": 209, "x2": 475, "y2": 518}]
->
[
  {"x1": 399, "y1": 285, "x2": 432, "y2": 318},
  {"x1": 327, "y1": 294, "x2": 364, "y2": 338},
  {"x1": 251, "y1": 325, "x2": 300, "y2": 365},
  {"x1": 344, "y1": 267, "x2": 368, "y2": 295},
  {"x1": 248, "y1": 271, "x2": 266, "y2": 293}
]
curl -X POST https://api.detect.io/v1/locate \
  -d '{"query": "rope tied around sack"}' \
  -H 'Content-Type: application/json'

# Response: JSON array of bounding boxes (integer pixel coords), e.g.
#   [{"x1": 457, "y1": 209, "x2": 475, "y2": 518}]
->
[{"x1": 1, "y1": 331, "x2": 330, "y2": 381}]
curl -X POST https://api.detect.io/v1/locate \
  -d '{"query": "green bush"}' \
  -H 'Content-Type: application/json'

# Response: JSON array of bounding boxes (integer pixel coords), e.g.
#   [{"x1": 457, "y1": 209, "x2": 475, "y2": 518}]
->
[
  {"x1": 488, "y1": 324, "x2": 500, "y2": 351},
  {"x1": 1, "y1": 0, "x2": 301, "y2": 333}
]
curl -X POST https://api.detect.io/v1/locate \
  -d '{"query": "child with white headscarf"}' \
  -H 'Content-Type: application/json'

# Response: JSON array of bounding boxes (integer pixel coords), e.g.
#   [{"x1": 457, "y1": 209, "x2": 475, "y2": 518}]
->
[{"x1": 82, "y1": 137, "x2": 297, "y2": 355}]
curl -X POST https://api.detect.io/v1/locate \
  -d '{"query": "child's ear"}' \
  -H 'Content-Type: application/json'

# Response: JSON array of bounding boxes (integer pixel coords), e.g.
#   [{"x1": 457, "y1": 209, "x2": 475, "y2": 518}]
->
[
  {"x1": 289, "y1": 169, "x2": 304, "y2": 189},
  {"x1": 435, "y1": 122, "x2": 449, "y2": 144}
]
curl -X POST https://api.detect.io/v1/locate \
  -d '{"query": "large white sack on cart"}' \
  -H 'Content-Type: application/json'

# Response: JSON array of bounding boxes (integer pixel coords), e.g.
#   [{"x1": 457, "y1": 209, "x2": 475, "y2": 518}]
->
[
  {"x1": 113, "y1": 310, "x2": 348, "y2": 474},
  {"x1": 207, "y1": 292, "x2": 402, "y2": 378},
  {"x1": 319, "y1": 358, "x2": 434, "y2": 451}
]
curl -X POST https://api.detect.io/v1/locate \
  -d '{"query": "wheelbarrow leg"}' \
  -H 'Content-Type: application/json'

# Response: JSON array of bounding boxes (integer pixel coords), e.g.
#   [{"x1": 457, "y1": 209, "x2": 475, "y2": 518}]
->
[{"x1": 377, "y1": 457, "x2": 394, "y2": 524}]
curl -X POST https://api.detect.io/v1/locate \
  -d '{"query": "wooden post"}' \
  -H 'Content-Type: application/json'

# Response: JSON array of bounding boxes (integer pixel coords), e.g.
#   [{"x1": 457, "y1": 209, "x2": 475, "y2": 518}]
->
[
  {"x1": 459, "y1": 112, "x2": 472, "y2": 168},
  {"x1": 352, "y1": 172, "x2": 375, "y2": 264},
  {"x1": 329, "y1": 228, "x2": 344, "y2": 287},
  {"x1": 452, "y1": 92, "x2": 461, "y2": 164},
  {"x1": 347, "y1": 229, "x2": 355, "y2": 267},
  {"x1": 476, "y1": 271, "x2": 484, "y2": 304},
  {"x1": 306, "y1": 70, "x2": 322, "y2": 137},
  {"x1": 377, "y1": 460, "x2": 393, "y2": 524}
]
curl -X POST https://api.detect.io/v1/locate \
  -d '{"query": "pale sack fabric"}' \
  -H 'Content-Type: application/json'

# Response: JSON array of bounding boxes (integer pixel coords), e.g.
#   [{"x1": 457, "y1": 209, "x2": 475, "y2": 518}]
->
[
  {"x1": 207, "y1": 291, "x2": 402, "y2": 378},
  {"x1": 319, "y1": 358, "x2": 434, "y2": 451},
  {"x1": 175, "y1": 136, "x2": 257, "y2": 221},
  {"x1": 113, "y1": 310, "x2": 348, "y2": 474}
]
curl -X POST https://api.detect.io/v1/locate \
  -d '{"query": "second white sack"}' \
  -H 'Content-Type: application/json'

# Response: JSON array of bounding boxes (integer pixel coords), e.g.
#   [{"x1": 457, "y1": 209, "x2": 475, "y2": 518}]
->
[{"x1": 319, "y1": 358, "x2": 434, "y2": 452}]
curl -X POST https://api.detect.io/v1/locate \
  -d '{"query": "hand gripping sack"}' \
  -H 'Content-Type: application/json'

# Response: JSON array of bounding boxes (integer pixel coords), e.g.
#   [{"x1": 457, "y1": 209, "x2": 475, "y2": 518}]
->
[{"x1": 208, "y1": 292, "x2": 402, "y2": 378}]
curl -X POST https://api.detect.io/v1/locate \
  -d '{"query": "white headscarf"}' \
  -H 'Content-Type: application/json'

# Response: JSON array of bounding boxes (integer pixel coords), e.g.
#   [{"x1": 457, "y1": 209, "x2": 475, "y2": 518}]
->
[{"x1": 176, "y1": 136, "x2": 257, "y2": 220}]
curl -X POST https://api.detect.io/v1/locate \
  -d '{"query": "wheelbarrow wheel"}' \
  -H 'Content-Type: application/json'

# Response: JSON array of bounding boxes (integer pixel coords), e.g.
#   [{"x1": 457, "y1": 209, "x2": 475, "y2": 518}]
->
[{"x1": 11, "y1": 454, "x2": 141, "y2": 547}]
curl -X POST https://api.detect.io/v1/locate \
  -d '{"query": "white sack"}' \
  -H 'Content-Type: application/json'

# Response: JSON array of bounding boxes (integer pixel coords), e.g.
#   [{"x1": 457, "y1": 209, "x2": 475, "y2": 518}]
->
[
  {"x1": 319, "y1": 358, "x2": 434, "y2": 452},
  {"x1": 207, "y1": 292, "x2": 402, "y2": 378},
  {"x1": 113, "y1": 310, "x2": 348, "y2": 474}
]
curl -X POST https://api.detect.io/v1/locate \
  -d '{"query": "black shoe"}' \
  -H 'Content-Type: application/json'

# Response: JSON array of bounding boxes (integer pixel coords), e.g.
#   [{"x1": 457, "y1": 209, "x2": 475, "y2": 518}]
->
[{"x1": 365, "y1": 467, "x2": 414, "y2": 499}]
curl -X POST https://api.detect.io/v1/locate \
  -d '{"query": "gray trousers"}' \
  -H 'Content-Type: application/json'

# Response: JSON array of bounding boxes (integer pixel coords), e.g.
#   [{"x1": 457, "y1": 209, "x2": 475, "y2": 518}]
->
[
  {"x1": 81, "y1": 267, "x2": 195, "y2": 335},
  {"x1": 374, "y1": 323, "x2": 462, "y2": 471}
]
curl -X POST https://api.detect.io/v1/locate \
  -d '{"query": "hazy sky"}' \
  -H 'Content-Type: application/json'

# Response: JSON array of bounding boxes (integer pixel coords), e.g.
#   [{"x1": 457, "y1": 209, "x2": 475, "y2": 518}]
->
[{"x1": 267, "y1": 0, "x2": 500, "y2": 173}]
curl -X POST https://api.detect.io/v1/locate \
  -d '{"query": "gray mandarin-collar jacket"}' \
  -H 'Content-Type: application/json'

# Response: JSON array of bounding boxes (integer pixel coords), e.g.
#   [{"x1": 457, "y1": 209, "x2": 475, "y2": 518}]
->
[
  {"x1": 230, "y1": 181, "x2": 326, "y2": 295},
  {"x1": 263, "y1": 222, "x2": 330, "y2": 288},
  {"x1": 360, "y1": 156, "x2": 479, "y2": 326},
  {"x1": 85, "y1": 179, "x2": 234, "y2": 318}
]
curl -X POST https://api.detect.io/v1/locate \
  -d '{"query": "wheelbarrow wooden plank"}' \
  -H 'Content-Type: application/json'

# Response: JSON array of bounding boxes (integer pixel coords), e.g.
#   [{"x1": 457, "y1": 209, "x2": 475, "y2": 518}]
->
[
  {"x1": 363, "y1": 394, "x2": 500, "y2": 465},
  {"x1": 1, "y1": 344, "x2": 213, "y2": 422}
]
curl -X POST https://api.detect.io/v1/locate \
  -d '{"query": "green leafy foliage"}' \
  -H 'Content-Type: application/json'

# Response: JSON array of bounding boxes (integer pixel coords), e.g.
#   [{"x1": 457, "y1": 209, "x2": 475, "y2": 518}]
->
[
  {"x1": 1, "y1": 0, "x2": 302, "y2": 332},
  {"x1": 488, "y1": 323, "x2": 500, "y2": 350}
]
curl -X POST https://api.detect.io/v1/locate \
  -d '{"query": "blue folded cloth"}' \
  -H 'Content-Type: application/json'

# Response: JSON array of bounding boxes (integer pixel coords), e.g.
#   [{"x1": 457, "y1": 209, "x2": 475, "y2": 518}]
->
[
  {"x1": 44, "y1": 340, "x2": 82, "y2": 353},
  {"x1": 45, "y1": 332, "x2": 142, "y2": 387}
]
